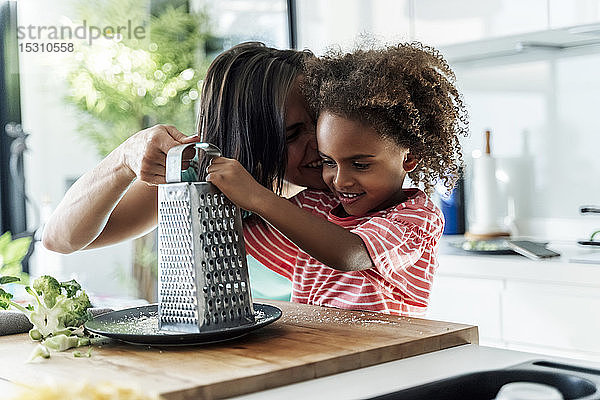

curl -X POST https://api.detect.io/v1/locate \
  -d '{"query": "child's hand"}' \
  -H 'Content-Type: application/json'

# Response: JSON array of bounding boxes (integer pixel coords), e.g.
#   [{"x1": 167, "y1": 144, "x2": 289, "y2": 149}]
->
[{"x1": 206, "y1": 157, "x2": 269, "y2": 212}]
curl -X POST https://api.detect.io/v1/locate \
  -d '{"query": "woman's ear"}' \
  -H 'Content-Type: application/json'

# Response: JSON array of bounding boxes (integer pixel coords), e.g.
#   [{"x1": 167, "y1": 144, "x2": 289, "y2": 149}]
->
[{"x1": 403, "y1": 152, "x2": 419, "y2": 172}]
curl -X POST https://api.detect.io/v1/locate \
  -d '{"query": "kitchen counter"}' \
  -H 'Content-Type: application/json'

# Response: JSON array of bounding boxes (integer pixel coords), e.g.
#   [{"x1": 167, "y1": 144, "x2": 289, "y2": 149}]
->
[
  {"x1": 2, "y1": 342, "x2": 599, "y2": 399},
  {"x1": 232, "y1": 344, "x2": 600, "y2": 400},
  {"x1": 0, "y1": 300, "x2": 476, "y2": 399},
  {"x1": 438, "y1": 238, "x2": 600, "y2": 287}
]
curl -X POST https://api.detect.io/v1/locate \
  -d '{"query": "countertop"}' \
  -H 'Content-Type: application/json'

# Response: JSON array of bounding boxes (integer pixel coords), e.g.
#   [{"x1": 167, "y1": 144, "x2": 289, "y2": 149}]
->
[
  {"x1": 231, "y1": 344, "x2": 600, "y2": 400},
  {"x1": 437, "y1": 237, "x2": 600, "y2": 286},
  {"x1": 2, "y1": 343, "x2": 599, "y2": 399},
  {"x1": 440, "y1": 236, "x2": 600, "y2": 264},
  {"x1": 0, "y1": 300, "x2": 476, "y2": 399}
]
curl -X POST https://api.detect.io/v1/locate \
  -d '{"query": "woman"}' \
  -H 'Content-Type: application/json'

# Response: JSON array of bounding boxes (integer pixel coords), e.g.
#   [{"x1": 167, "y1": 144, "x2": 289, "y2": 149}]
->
[{"x1": 42, "y1": 42, "x2": 327, "y2": 254}]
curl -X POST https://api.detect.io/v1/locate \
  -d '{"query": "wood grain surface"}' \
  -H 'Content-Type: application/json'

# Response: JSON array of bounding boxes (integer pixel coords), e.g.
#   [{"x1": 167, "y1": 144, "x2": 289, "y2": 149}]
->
[{"x1": 0, "y1": 300, "x2": 478, "y2": 399}]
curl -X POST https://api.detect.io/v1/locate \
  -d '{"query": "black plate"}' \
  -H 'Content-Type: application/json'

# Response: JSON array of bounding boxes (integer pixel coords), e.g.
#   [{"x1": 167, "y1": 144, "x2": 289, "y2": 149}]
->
[{"x1": 84, "y1": 303, "x2": 281, "y2": 346}]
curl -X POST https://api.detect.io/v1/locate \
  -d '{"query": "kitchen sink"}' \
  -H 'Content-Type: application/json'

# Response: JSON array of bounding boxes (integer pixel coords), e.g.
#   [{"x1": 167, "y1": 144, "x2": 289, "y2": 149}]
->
[{"x1": 368, "y1": 360, "x2": 600, "y2": 400}]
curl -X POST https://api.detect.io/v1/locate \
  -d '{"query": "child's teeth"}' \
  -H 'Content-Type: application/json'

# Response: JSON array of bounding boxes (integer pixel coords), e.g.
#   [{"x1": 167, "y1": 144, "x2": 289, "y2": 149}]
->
[{"x1": 307, "y1": 160, "x2": 323, "y2": 168}]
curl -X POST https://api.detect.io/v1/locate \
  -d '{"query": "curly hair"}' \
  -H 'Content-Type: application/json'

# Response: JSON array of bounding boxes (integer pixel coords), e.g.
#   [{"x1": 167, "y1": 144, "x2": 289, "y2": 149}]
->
[{"x1": 303, "y1": 42, "x2": 468, "y2": 195}]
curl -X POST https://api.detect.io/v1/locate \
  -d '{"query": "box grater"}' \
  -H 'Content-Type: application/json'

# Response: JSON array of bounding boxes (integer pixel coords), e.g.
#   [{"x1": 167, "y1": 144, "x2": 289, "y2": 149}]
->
[{"x1": 157, "y1": 142, "x2": 255, "y2": 333}]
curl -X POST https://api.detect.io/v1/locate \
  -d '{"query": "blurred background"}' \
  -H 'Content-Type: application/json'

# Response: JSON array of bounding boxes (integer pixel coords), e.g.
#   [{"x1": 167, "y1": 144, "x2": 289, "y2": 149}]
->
[{"x1": 1, "y1": 0, "x2": 599, "y2": 305}]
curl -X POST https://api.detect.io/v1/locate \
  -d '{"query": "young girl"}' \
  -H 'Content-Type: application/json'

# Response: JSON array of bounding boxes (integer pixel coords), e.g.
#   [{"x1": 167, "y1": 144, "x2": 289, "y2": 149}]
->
[{"x1": 206, "y1": 42, "x2": 468, "y2": 316}]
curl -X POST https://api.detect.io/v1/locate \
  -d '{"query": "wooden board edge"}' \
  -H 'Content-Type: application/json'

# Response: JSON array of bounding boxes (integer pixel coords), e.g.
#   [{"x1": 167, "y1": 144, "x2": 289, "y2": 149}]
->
[{"x1": 160, "y1": 325, "x2": 479, "y2": 400}]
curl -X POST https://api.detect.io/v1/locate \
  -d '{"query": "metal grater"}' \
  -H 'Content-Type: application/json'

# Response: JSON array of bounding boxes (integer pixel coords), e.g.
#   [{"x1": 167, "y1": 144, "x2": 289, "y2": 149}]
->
[{"x1": 157, "y1": 142, "x2": 255, "y2": 333}]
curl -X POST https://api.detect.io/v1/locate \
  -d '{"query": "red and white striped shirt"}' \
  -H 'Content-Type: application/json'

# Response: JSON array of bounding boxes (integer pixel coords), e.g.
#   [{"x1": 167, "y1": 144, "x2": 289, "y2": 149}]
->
[{"x1": 243, "y1": 189, "x2": 444, "y2": 316}]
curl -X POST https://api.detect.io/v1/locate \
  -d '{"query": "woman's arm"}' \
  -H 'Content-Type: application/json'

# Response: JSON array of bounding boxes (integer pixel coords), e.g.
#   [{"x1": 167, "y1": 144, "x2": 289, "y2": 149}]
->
[
  {"x1": 207, "y1": 157, "x2": 374, "y2": 271},
  {"x1": 42, "y1": 125, "x2": 198, "y2": 254}
]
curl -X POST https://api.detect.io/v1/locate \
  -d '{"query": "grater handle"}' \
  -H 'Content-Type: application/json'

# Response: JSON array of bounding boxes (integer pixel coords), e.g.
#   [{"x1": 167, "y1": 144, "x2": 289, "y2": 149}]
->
[{"x1": 166, "y1": 142, "x2": 222, "y2": 183}]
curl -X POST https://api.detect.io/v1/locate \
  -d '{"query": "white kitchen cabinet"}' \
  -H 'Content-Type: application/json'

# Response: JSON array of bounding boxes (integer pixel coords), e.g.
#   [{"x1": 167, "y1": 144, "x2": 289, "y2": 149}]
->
[
  {"x1": 295, "y1": 0, "x2": 600, "y2": 60},
  {"x1": 414, "y1": 0, "x2": 548, "y2": 46},
  {"x1": 427, "y1": 275, "x2": 504, "y2": 345},
  {"x1": 502, "y1": 281, "x2": 600, "y2": 355},
  {"x1": 549, "y1": 0, "x2": 600, "y2": 28},
  {"x1": 427, "y1": 247, "x2": 600, "y2": 361}
]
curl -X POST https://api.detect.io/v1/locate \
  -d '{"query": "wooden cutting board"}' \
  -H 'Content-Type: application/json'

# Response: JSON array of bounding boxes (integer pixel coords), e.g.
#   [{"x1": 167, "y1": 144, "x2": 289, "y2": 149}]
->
[{"x1": 0, "y1": 300, "x2": 477, "y2": 399}]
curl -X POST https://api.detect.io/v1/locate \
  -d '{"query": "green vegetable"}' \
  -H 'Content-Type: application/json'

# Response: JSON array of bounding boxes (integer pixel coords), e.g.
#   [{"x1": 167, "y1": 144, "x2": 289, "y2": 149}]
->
[
  {"x1": 1, "y1": 274, "x2": 94, "y2": 361},
  {"x1": 26, "y1": 332, "x2": 92, "y2": 362},
  {"x1": 32, "y1": 274, "x2": 62, "y2": 308},
  {"x1": 44, "y1": 334, "x2": 90, "y2": 352},
  {"x1": 23, "y1": 275, "x2": 92, "y2": 338},
  {"x1": 0, "y1": 284, "x2": 28, "y2": 313},
  {"x1": 27, "y1": 343, "x2": 50, "y2": 362},
  {"x1": 73, "y1": 347, "x2": 93, "y2": 358},
  {"x1": 29, "y1": 328, "x2": 42, "y2": 341},
  {"x1": 60, "y1": 279, "x2": 83, "y2": 298}
]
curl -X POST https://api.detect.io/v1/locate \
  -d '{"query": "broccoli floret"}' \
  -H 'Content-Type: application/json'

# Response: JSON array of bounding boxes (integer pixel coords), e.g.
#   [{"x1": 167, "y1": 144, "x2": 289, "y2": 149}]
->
[
  {"x1": 60, "y1": 291, "x2": 92, "y2": 328},
  {"x1": 1, "y1": 274, "x2": 95, "y2": 361},
  {"x1": 1, "y1": 275, "x2": 92, "y2": 339},
  {"x1": 60, "y1": 279, "x2": 82, "y2": 297},
  {"x1": 32, "y1": 275, "x2": 62, "y2": 308},
  {"x1": 25, "y1": 276, "x2": 92, "y2": 338}
]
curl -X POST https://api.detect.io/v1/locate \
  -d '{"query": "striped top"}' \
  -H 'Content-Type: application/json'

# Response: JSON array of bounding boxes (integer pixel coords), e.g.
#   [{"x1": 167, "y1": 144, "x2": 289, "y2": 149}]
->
[{"x1": 243, "y1": 189, "x2": 444, "y2": 316}]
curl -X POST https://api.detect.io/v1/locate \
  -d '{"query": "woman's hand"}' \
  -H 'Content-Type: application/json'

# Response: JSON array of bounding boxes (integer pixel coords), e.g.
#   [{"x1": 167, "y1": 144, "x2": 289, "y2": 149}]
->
[
  {"x1": 43, "y1": 124, "x2": 198, "y2": 253},
  {"x1": 119, "y1": 124, "x2": 199, "y2": 185},
  {"x1": 206, "y1": 157, "x2": 271, "y2": 212}
]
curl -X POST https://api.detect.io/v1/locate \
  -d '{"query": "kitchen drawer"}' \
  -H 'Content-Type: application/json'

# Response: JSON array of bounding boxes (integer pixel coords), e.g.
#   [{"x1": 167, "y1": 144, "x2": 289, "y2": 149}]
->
[
  {"x1": 427, "y1": 275, "x2": 503, "y2": 342},
  {"x1": 502, "y1": 281, "x2": 600, "y2": 354}
]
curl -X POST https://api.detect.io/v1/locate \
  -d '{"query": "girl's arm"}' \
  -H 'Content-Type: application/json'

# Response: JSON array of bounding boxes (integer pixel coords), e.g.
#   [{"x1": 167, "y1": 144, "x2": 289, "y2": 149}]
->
[
  {"x1": 207, "y1": 157, "x2": 374, "y2": 271},
  {"x1": 42, "y1": 125, "x2": 198, "y2": 253}
]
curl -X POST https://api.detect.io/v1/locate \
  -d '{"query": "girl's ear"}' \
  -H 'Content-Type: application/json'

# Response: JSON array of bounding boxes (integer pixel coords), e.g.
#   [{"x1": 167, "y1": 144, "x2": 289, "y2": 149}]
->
[{"x1": 403, "y1": 152, "x2": 419, "y2": 172}]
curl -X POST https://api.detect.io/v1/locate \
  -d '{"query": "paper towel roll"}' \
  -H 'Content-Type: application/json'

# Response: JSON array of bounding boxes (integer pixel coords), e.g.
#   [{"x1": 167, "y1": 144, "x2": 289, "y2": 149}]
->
[{"x1": 469, "y1": 153, "x2": 503, "y2": 235}]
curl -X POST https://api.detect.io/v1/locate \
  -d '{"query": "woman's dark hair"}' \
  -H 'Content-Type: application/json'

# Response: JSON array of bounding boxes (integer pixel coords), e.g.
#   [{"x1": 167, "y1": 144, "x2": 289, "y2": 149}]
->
[
  {"x1": 303, "y1": 42, "x2": 468, "y2": 195},
  {"x1": 197, "y1": 42, "x2": 314, "y2": 194}
]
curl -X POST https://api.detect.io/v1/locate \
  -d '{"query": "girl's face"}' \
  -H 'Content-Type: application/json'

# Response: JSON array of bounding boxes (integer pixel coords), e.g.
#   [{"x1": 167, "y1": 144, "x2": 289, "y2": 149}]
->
[
  {"x1": 317, "y1": 111, "x2": 418, "y2": 216},
  {"x1": 283, "y1": 79, "x2": 327, "y2": 190}
]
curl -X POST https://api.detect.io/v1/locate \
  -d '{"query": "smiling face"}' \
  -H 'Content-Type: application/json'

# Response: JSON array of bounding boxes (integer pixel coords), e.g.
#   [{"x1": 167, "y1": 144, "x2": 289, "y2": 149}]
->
[
  {"x1": 283, "y1": 78, "x2": 327, "y2": 190},
  {"x1": 317, "y1": 111, "x2": 418, "y2": 216}
]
